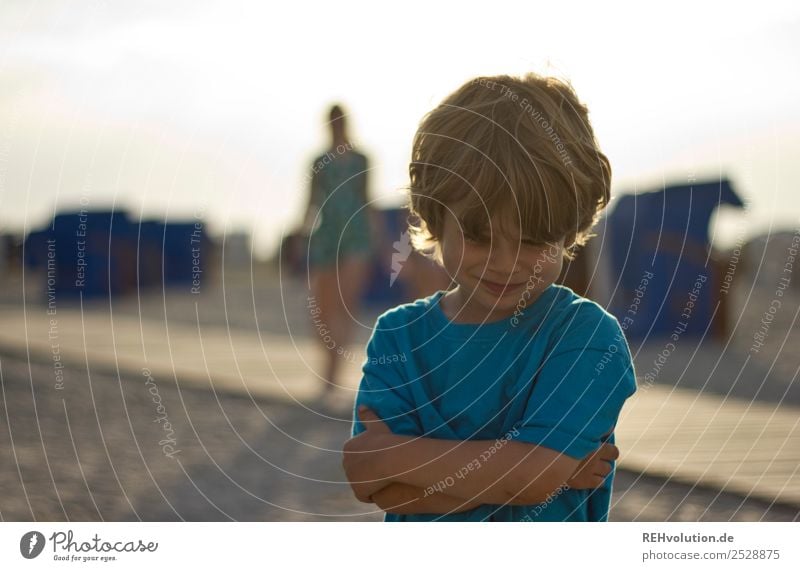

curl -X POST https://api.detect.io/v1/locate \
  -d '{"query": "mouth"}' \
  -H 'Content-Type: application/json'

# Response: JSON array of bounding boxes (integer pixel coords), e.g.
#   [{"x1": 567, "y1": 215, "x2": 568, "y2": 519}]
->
[{"x1": 478, "y1": 278, "x2": 526, "y2": 296}]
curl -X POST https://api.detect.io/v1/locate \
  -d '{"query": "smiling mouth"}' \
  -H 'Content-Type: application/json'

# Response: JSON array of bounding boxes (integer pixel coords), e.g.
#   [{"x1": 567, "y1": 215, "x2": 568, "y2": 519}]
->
[{"x1": 478, "y1": 278, "x2": 526, "y2": 294}]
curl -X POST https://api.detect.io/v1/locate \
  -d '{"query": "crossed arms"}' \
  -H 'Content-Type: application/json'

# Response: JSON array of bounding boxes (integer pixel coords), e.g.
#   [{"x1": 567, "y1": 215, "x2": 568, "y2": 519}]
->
[{"x1": 342, "y1": 405, "x2": 618, "y2": 515}]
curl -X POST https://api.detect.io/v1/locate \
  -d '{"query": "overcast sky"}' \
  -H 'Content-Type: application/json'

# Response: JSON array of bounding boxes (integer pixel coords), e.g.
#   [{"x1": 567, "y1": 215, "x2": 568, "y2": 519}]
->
[{"x1": 1, "y1": 0, "x2": 799, "y2": 257}]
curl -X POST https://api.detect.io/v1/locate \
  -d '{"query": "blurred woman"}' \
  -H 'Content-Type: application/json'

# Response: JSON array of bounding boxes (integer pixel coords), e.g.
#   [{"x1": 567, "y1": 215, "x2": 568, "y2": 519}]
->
[{"x1": 302, "y1": 104, "x2": 378, "y2": 395}]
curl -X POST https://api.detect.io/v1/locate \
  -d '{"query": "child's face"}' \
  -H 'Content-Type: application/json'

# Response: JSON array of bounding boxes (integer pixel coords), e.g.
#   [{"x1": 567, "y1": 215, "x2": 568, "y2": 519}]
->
[{"x1": 440, "y1": 207, "x2": 565, "y2": 321}]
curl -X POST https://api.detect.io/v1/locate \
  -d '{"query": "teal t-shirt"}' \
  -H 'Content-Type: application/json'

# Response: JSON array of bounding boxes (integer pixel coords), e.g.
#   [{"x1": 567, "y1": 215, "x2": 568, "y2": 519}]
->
[{"x1": 350, "y1": 283, "x2": 637, "y2": 522}]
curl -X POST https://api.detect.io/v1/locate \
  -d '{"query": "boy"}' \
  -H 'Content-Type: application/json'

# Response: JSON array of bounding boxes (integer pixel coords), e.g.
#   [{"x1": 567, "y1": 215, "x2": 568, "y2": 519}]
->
[{"x1": 342, "y1": 72, "x2": 637, "y2": 521}]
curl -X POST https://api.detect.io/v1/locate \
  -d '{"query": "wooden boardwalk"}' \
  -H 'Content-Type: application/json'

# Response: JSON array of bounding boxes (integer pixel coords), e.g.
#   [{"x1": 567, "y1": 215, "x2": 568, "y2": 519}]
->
[
  {"x1": 616, "y1": 383, "x2": 800, "y2": 505},
  {"x1": 0, "y1": 306, "x2": 365, "y2": 404},
  {"x1": 1, "y1": 306, "x2": 798, "y2": 508}
]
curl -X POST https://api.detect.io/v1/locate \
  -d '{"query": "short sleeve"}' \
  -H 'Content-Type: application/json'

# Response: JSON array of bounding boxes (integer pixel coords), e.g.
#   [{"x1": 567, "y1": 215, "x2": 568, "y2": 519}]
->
[
  {"x1": 351, "y1": 316, "x2": 422, "y2": 438},
  {"x1": 511, "y1": 346, "x2": 637, "y2": 459}
]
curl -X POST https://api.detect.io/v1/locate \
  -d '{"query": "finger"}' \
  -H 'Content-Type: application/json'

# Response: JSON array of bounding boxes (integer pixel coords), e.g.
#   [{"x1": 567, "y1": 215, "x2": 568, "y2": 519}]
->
[
  {"x1": 582, "y1": 448, "x2": 603, "y2": 468},
  {"x1": 599, "y1": 443, "x2": 620, "y2": 461},
  {"x1": 581, "y1": 446, "x2": 602, "y2": 463},
  {"x1": 593, "y1": 461, "x2": 612, "y2": 478}
]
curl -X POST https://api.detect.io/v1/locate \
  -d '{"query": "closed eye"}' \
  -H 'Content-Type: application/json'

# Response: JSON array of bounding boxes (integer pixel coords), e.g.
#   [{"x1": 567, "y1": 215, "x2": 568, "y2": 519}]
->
[
  {"x1": 465, "y1": 235, "x2": 544, "y2": 247},
  {"x1": 464, "y1": 233, "x2": 488, "y2": 244}
]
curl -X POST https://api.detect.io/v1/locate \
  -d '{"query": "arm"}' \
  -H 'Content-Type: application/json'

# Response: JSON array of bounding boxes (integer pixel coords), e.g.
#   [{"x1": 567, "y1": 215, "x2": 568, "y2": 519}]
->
[
  {"x1": 345, "y1": 408, "x2": 617, "y2": 507},
  {"x1": 301, "y1": 166, "x2": 321, "y2": 234},
  {"x1": 373, "y1": 432, "x2": 579, "y2": 506},
  {"x1": 347, "y1": 408, "x2": 577, "y2": 505},
  {"x1": 344, "y1": 315, "x2": 426, "y2": 503},
  {"x1": 370, "y1": 482, "x2": 483, "y2": 515}
]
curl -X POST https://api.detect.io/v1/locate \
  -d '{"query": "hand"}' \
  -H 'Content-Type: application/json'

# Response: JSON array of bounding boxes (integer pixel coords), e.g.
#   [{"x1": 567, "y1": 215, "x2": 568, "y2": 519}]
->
[
  {"x1": 342, "y1": 406, "x2": 398, "y2": 503},
  {"x1": 566, "y1": 441, "x2": 619, "y2": 490}
]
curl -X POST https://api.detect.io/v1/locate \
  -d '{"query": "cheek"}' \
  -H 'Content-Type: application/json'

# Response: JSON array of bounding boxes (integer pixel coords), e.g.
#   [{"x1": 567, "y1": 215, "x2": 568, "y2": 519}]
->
[
  {"x1": 441, "y1": 240, "x2": 484, "y2": 276},
  {"x1": 439, "y1": 236, "x2": 463, "y2": 276},
  {"x1": 524, "y1": 249, "x2": 563, "y2": 279}
]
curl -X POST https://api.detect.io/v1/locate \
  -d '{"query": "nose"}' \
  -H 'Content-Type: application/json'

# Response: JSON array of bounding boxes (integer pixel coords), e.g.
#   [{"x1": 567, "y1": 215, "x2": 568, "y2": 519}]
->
[{"x1": 485, "y1": 238, "x2": 523, "y2": 278}]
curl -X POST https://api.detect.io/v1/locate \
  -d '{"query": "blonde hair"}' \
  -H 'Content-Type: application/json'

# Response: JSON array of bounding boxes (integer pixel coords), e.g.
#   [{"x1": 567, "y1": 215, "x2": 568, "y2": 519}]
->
[{"x1": 406, "y1": 72, "x2": 611, "y2": 263}]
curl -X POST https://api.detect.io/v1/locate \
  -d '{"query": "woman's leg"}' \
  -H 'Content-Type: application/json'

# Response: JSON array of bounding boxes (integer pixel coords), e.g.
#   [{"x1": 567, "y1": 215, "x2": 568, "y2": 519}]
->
[
  {"x1": 324, "y1": 254, "x2": 371, "y2": 391},
  {"x1": 336, "y1": 253, "x2": 372, "y2": 345},
  {"x1": 310, "y1": 265, "x2": 342, "y2": 391},
  {"x1": 310, "y1": 253, "x2": 371, "y2": 392}
]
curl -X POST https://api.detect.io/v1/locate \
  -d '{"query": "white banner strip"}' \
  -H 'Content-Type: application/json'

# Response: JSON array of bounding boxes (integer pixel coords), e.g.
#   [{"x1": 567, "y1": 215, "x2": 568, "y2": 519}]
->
[{"x1": 1, "y1": 522, "x2": 798, "y2": 569}]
